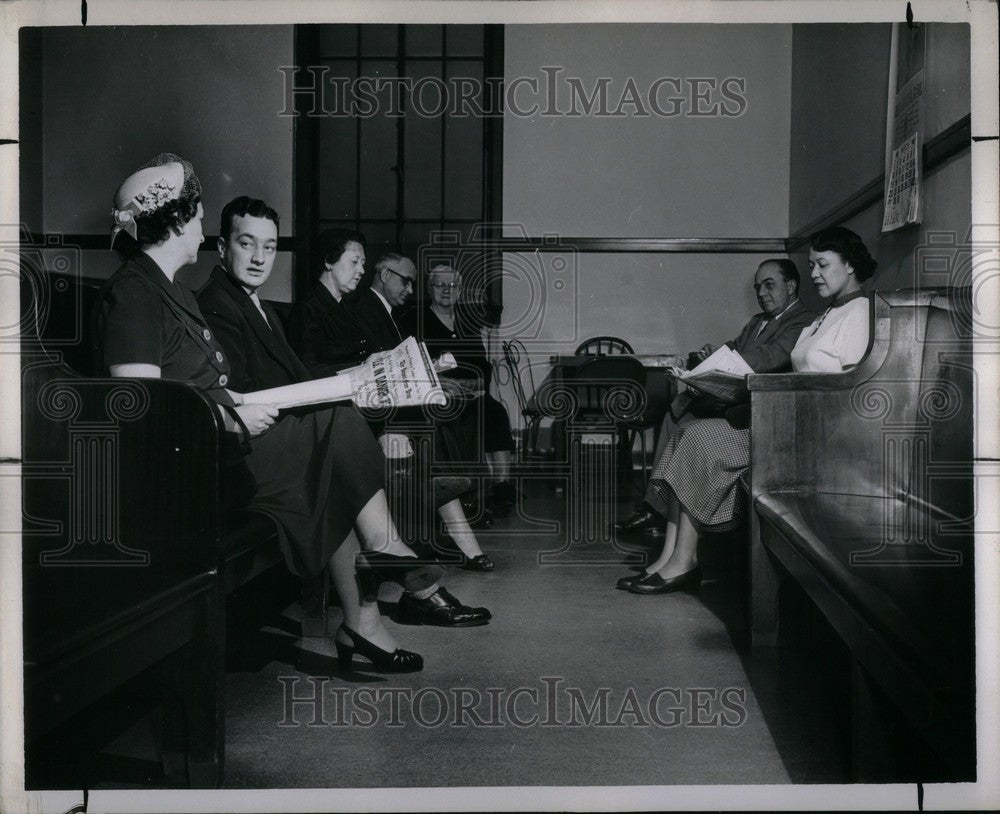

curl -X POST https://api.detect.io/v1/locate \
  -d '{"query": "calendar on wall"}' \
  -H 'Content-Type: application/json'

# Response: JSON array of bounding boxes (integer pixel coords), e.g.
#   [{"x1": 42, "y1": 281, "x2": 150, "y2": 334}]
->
[{"x1": 882, "y1": 24, "x2": 926, "y2": 232}]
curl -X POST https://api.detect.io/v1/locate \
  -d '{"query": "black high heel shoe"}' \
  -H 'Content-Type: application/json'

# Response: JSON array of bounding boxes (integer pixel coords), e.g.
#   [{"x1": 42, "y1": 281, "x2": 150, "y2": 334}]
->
[
  {"x1": 358, "y1": 551, "x2": 444, "y2": 594},
  {"x1": 434, "y1": 534, "x2": 495, "y2": 572},
  {"x1": 335, "y1": 624, "x2": 423, "y2": 673},
  {"x1": 462, "y1": 553, "x2": 495, "y2": 572}
]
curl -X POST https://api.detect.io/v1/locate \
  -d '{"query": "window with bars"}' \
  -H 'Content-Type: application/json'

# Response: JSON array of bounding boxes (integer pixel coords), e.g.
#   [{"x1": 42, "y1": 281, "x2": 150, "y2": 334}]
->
[{"x1": 294, "y1": 24, "x2": 503, "y2": 318}]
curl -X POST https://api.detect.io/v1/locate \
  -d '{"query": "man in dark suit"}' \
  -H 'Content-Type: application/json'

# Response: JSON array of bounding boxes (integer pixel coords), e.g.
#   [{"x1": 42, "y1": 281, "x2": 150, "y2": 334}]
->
[
  {"x1": 350, "y1": 252, "x2": 413, "y2": 353},
  {"x1": 198, "y1": 196, "x2": 491, "y2": 624},
  {"x1": 616, "y1": 258, "x2": 815, "y2": 533},
  {"x1": 347, "y1": 252, "x2": 422, "y2": 438}
]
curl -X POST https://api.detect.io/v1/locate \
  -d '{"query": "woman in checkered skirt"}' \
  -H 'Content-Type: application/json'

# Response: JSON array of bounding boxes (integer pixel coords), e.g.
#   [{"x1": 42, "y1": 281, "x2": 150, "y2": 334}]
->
[{"x1": 617, "y1": 226, "x2": 877, "y2": 595}]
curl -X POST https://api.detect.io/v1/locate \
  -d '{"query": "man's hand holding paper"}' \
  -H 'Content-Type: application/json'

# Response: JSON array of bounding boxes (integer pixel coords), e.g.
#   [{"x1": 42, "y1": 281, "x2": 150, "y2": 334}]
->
[
  {"x1": 662, "y1": 347, "x2": 753, "y2": 404},
  {"x1": 242, "y1": 336, "x2": 447, "y2": 411}
]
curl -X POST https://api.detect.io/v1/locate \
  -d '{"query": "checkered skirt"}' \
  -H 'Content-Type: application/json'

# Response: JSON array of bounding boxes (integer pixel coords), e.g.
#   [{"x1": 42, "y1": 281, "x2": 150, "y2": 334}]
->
[{"x1": 648, "y1": 417, "x2": 749, "y2": 531}]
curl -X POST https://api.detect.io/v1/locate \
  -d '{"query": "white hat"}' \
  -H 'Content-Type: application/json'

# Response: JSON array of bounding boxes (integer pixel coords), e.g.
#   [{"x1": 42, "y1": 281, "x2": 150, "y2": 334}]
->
[{"x1": 110, "y1": 153, "x2": 201, "y2": 247}]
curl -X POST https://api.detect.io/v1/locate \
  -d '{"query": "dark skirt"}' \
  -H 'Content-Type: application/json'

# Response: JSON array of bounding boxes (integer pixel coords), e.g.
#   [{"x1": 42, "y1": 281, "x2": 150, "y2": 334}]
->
[
  {"x1": 434, "y1": 393, "x2": 515, "y2": 464},
  {"x1": 244, "y1": 404, "x2": 385, "y2": 577}
]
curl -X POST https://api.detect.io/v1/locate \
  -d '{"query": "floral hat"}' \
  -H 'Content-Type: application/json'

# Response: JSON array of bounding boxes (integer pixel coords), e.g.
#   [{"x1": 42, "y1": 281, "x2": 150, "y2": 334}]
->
[{"x1": 110, "y1": 153, "x2": 202, "y2": 247}]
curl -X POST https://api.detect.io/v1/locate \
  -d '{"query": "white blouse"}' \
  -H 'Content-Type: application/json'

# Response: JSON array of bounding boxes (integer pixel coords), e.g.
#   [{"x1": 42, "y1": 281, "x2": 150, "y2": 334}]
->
[{"x1": 790, "y1": 297, "x2": 870, "y2": 373}]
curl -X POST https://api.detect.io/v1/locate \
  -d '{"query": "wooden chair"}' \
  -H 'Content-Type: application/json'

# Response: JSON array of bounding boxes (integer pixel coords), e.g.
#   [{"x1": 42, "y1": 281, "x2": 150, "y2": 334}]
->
[
  {"x1": 574, "y1": 335, "x2": 635, "y2": 356},
  {"x1": 566, "y1": 355, "x2": 647, "y2": 482},
  {"x1": 572, "y1": 337, "x2": 636, "y2": 429}
]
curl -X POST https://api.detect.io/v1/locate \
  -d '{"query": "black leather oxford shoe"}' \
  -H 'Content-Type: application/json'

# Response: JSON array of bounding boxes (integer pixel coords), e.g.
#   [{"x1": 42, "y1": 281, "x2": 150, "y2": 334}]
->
[
  {"x1": 462, "y1": 553, "x2": 495, "y2": 572},
  {"x1": 613, "y1": 508, "x2": 666, "y2": 534}
]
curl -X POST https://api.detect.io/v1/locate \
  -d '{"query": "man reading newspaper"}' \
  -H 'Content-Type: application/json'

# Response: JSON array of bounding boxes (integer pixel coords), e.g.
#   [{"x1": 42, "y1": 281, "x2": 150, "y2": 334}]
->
[
  {"x1": 665, "y1": 344, "x2": 756, "y2": 405},
  {"x1": 615, "y1": 259, "x2": 815, "y2": 534}
]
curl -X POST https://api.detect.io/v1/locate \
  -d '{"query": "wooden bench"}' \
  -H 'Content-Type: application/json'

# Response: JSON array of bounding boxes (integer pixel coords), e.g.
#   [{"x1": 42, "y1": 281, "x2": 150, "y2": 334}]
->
[
  {"x1": 20, "y1": 270, "x2": 321, "y2": 788},
  {"x1": 747, "y1": 287, "x2": 975, "y2": 781}
]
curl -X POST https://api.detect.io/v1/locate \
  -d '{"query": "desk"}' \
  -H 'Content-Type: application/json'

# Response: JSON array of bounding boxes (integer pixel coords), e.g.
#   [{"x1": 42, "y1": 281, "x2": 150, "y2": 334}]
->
[
  {"x1": 534, "y1": 354, "x2": 683, "y2": 461},
  {"x1": 547, "y1": 353, "x2": 685, "y2": 370}
]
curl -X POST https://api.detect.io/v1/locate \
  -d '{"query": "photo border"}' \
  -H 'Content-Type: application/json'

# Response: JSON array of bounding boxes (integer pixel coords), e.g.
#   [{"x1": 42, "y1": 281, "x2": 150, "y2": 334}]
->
[{"x1": 1, "y1": 1, "x2": 996, "y2": 811}]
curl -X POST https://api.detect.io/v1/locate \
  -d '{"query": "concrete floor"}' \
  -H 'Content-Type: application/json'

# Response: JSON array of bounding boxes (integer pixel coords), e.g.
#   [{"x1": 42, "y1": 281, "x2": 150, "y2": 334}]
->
[
  {"x1": 221, "y1": 479, "x2": 849, "y2": 788},
  {"x1": 28, "y1": 478, "x2": 851, "y2": 791}
]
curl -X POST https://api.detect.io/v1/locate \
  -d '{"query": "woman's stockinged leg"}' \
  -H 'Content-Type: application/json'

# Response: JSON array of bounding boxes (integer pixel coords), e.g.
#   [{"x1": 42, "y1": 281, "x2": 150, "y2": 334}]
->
[
  {"x1": 328, "y1": 530, "x2": 400, "y2": 653},
  {"x1": 654, "y1": 506, "x2": 699, "y2": 579},
  {"x1": 353, "y1": 489, "x2": 442, "y2": 600},
  {"x1": 354, "y1": 489, "x2": 415, "y2": 558},
  {"x1": 486, "y1": 450, "x2": 511, "y2": 483},
  {"x1": 438, "y1": 498, "x2": 484, "y2": 559},
  {"x1": 644, "y1": 491, "x2": 681, "y2": 574}
]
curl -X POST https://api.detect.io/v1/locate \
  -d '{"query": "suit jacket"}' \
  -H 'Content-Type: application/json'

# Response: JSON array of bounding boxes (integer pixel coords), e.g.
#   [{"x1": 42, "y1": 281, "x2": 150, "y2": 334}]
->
[
  {"x1": 287, "y1": 282, "x2": 370, "y2": 379},
  {"x1": 344, "y1": 286, "x2": 438, "y2": 435},
  {"x1": 197, "y1": 265, "x2": 310, "y2": 391},
  {"x1": 726, "y1": 299, "x2": 815, "y2": 373},
  {"x1": 675, "y1": 299, "x2": 816, "y2": 423},
  {"x1": 349, "y1": 286, "x2": 403, "y2": 354}
]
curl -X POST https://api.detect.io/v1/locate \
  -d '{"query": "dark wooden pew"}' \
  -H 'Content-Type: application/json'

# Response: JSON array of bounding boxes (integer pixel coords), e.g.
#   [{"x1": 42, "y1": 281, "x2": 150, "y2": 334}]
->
[
  {"x1": 20, "y1": 269, "x2": 314, "y2": 788},
  {"x1": 747, "y1": 288, "x2": 975, "y2": 781}
]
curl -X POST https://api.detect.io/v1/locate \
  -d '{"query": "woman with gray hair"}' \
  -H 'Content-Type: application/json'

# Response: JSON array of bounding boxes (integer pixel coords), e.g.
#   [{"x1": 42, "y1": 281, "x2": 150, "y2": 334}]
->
[{"x1": 400, "y1": 263, "x2": 517, "y2": 517}]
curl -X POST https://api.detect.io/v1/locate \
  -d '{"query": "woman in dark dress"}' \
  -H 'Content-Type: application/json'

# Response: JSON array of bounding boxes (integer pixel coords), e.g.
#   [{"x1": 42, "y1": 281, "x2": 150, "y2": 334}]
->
[
  {"x1": 95, "y1": 155, "x2": 436, "y2": 671},
  {"x1": 400, "y1": 263, "x2": 516, "y2": 515},
  {"x1": 288, "y1": 229, "x2": 370, "y2": 377}
]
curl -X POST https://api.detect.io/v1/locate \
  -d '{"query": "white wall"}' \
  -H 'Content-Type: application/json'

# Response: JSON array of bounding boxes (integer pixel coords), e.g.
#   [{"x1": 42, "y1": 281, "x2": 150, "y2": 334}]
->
[
  {"x1": 499, "y1": 24, "x2": 794, "y2": 437},
  {"x1": 498, "y1": 251, "x2": 770, "y2": 355},
  {"x1": 503, "y1": 24, "x2": 792, "y2": 237}
]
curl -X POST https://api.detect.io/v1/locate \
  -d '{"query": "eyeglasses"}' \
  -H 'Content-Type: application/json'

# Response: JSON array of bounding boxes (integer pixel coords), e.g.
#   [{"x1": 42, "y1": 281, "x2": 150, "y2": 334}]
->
[
  {"x1": 384, "y1": 267, "x2": 416, "y2": 290},
  {"x1": 430, "y1": 282, "x2": 460, "y2": 290}
]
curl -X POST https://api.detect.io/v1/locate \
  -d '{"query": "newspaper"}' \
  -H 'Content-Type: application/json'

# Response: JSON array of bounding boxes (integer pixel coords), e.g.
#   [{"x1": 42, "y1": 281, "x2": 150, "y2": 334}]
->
[
  {"x1": 685, "y1": 346, "x2": 754, "y2": 377},
  {"x1": 666, "y1": 346, "x2": 753, "y2": 404},
  {"x1": 243, "y1": 337, "x2": 448, "y2": 410}
]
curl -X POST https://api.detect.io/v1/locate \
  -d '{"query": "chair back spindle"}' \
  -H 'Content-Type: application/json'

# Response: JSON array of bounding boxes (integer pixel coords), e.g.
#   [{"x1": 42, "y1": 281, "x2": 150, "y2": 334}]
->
[{"x1": 574, "y1": 336, "x2": 634, "y2": 356}]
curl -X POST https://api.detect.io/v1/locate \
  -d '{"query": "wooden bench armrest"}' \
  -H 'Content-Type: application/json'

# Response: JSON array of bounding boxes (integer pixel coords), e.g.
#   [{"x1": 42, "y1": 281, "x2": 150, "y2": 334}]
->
[
  {"x1": 748, "y1": 287, "x2": 970, "y2": 394},
  {"x1": 23, "y1": 361, "x2": 227, "y2": 571},
  {"x1": 748, "y1": 287, "x2": 972, "y2": 501},
  {"x1": 748, "y1": 294, "x2": 889, "y2": 393}
]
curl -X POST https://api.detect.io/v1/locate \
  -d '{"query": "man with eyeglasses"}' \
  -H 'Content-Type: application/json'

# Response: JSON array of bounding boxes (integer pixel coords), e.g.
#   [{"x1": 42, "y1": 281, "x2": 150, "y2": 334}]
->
[{"x1": 350, "y1": 252, "x2": 416, "y2": 349}]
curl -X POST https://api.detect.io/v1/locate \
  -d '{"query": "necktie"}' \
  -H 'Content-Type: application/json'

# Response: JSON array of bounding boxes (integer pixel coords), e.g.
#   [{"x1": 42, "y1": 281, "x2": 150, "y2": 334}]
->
[
  {"x1": 387, "y1": 308, "x2": 402, "y2": 341},
  {"x1": 754, "y1": 318, "x2": 769, "y2": 339},
  {"x1": 250, "y1": 291, "x2": 271, "y2": 328}
]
